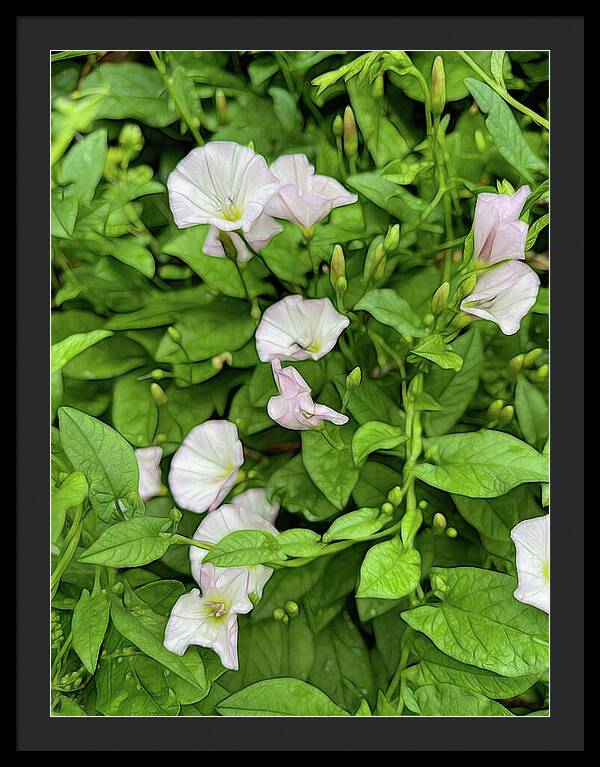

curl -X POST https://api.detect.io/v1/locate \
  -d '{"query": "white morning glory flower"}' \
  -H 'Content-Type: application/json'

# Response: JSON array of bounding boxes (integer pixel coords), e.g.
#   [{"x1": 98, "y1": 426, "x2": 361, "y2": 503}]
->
[
  {"x1": 510, "y1": 514, "x2": 550, "y2": 614},
  {"x1": 189, "y1": 504, "x2": 279, "y2": 600},
  {"x1": 460, "y1": 260, "x2": 540, "y2": 336},
  {"x1": 135, "y1": 446, "x2": 163, "y2": 502},
  {"x1": 163, "y1": 567, "x2": 252, "y2": 669},
  {"x1": 265, "y1": 154, "x2": 357, "y2": 232},
  {"x1": 267, "y1": 359, "x2": 348, "y2": 431},
  {"x1": 167, "y1": 141, "x2": 280, "y2": 232},
  {"x1": 473, "y1": 186, "x2": 531, "y2": 265},
  {"x1": 168, "y1": 420, "x2": 244, "y2": 513},
  {"x1": 227, "y1": 487, "x2": 280, "y2": 525},
  {"x1": 255, "y1": 294, "x2": 350, "y2": 362},
  {"x1": 203, "y1": 213, "x2": 283, "y2": 263}
]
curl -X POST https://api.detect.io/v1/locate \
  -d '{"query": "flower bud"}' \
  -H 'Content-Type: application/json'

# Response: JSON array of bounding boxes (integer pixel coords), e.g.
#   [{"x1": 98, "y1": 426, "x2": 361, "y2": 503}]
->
[
  {"x1": 169, "y1": 508, "x2": 182, "y2": 524},
  {"x1": 453, "y1": 313, "x2": 473, "y2": 330},
  {"x1": 507, "y1": 354, "x2": 525, "y2": 374},
  {"x1": 345, "y1": 366, "x2": 362, "y2": 391},
  {"x1": 155, "y1": 433, "x2": 168, "y2": 444},
  {"x1": 372, "y1": 243, "x2": 386, "y2": 282},
  {"x1": 474, "y1": 129, "x2": 486, "y2": 153},
  {"x1": 151, "y1": 368, "x2": 168, "y2": 380},
  {"x1": 250, "y1": 301, "x2": 262, "y2": 321},
  {"x1": 387, "y1": 486, "x2": 403, "y2": 507},
  {"x1": 524, "y1": 348, "x2": 544, "y2": 368},
  {"x1": 487, "y1": 399, "x2": 505, "y2": 418},
  {"x1": 372, "y1": 74, "x2": 384, "y2": 99},
  {"x1": 431, "y1": 56, "x2": 446, "y2": 117},
  {"x1": 381, "y1": 502, "x2": 394, "y2": 515},
  {"x1": 431, "y1": 281, "x2": 450, "y2": 315},
  {"x1": 343, "y1": 106, "x2": 358, "y2": 160},
  {"x1": 418, "y1": 500, "x2": 429, "y2": 510},
  {"x1": 333, "y1": 114, "x2": 343, "y2": 139},
  {"x1": 330, "y1": 244, "x2": 346, "y2": 286},
  {"x1": 285, "y1": 601, "x2": 299, "y2": 617},
  {"x1": 167, "y1": 326, "x2": 182, "y2": 344},
  {"x1": 217, "y1": 230, "x2": 238, "y2": 261},
  {"x1": 446, "y1": 526, "x2": 458, "y2": 538},
  {"x1": 383, "y1": 223, "x2": 400, "y2": 253},
  {"x1": 211, "y1": 352, "x2": 233, "y2": 370},
  {"x1": 118, "y1": 123, "x2": 144, "y2": 163},
  {"x1": 150, "y1": 382, "x2": 168, "y2": 406},
  {"x1": 335, "y1": 276, "x2": 348, "y2": 298},
  {"x1": 423, "y1": 313, "x2": 434, "y2": 326},
  {"x1": 215, "y1": 89, "x2": 229, "y2": 124},
  {"x1": 498, "y1": 405, "x2": 514, "y2": 425},
  {"x1": 457, "y1": 274, "x2": 479, "y2": 300},
  {"x1": 273, "y1": 608, "x2": 286, "y2": 622},
  {"x1": 430, "y1": 574, "x2": 448, "y2": 594},
  {"x1": 531, "y1": 364, "x2": 549, "y2": 382},
  {"x1": 433, "y1": 512, "x2": 447, "y2": 531},
  {"x1": 496, "y1": 179, "x2": 515, "y2": 195}
]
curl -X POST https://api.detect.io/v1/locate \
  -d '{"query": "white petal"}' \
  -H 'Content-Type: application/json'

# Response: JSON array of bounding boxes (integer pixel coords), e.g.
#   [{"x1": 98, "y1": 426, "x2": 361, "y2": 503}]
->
[
  {"x1": 474, "y1": 186, "x2": 531, "y2": 261},
  {"x1": 229, "y1": 487, "x2": 280, "y2": 524},
  {"x1": 245, "y1": 213, "x2": 283, "y2": 252},
  {"x1": 135, "y1": 446, "x2": 163, "y2": 502},
  {"x1": 168, "y1": 420, "x2": 244, "y2": 513},
  {"x1": 202, "y1": 226, "x2": 252, "y2": 263},
  {"x1": 511, "y1": 515, "x2": 550, "y2": 613},
  {"x1": 163, "y1": 588, "x2": 216, "y2": 656}
]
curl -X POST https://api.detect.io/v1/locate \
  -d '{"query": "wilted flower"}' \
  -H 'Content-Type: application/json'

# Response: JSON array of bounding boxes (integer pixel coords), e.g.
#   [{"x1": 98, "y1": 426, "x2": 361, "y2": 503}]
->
[
  {"x1": 190, "y1": 504, "x2": 278, "y2": 600},
  {"x1": 167, "y1": 141, "x2": 280, "y2": 232},
  {"x1": 163, "y1": 567, "x2": 252, "y2": 669},
  {"x1": 168, "y1": 420, "x2": 244, "y2": 513},
  {"x1": 473, "y1": 186, "x2": 530, "y2": 265},
  {"x1": 265, "y1": 154, "x2": 357, "y2": 232},
  {"x1": 227, "y1": 487, "x2": 280, "y2": 525},
  {"x1": 510, "y1": 514, "x2": 550, "y2": 614},
  {"x1": 460, "y1": 260, "x2": 540, "y2": 336},
  {"x1": 255, "y1": 295, "x2": 349, "y2": 362},
  {"x1": 135, "y1": 446, "x2": 163, "y2": 502},
  {"x1": 267, "y1": 359, "x2": 348, "y2": 431},
  {"x1": 203, "y1": 213, "x2": 282, "y2": 263}
]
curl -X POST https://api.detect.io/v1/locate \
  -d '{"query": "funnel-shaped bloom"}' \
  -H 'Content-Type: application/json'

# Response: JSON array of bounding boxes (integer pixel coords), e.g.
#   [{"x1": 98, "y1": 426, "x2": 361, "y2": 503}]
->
[
  {"x1": 203, "y1": 212, "x2": 283, "y2": 263},
  {"x1": 265, "y1": 154, "x2": 357, "y2": 231},
  {"x1": 135, "y1": 446, "x2": 163, "y2": 502},
  {"x1": 227, "y1": 487, "x2": 280, "y2": 525},
  {"x1": 167, "y1": 141, "x2": 280, "y2": 232},
  {"x1": 460, "y1": 260, "x2": 540, "y2": 336},
  {"x1": 267, "y1": 359, "x2": 348, "y2": 431},
  {"x1": 168, "y1": 420, "x2": 244, "y2": 513},
  {"x1": 255, "y1": 295, "x2": 349, "y2": 362},
  {"x1": 510, "y1": 514, "x2": 550, "y2": 614},
  {"x1": 473, "y1": 186, "x2": 530, "y2": 265},
  {"x1": 189, "y1": 505, "x2": 279, "y2": 600},
  {"x1": 163, "y1": 568, "x2": 252, "y2": 669}
]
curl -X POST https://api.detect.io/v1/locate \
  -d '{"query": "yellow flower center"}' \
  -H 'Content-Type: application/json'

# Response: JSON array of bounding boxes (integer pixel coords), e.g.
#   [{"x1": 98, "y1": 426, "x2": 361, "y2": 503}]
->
[
  {"x1": 306, "y1": 340, "x2": 321, "y2": 354},
  {"x1": 220, "y1": 203, "x2": 242, "y2": 222},
  {"x1": 542, "y1": 559, "x2": 550, "y2": 583},
  {"x1": 206, "y1": 600, "x2": 228, "y2": 619}
]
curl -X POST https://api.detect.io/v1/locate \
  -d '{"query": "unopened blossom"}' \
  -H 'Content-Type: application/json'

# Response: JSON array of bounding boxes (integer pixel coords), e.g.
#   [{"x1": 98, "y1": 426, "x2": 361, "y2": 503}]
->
[
  {"x1": 167, "y1": 141, "x2": 280, "y2": 233},
  {"x1": 163, "y1": 568, "x2": 252, "y2": 669},
  {"x1": 265, "y1": 154, "x2": 357, "y2": 231},
  {"x1": 203, "y1": 213, "x2": 282, "y2": 263},
  {"x1": 267, "y1": 359, "x2": 348, "y2": 431},
  {"x1": 460, "y1": 260, "x2": 540, "y2": 336},
  {"x1": 510, "y1": 514, "x2": 550, "y2": 614},
  {"x1": 255, "y1": 295, "x2": 349, "y2": 362},
  {"x1": 135, "y1": 446, "x2": 163, "y2": 502},
  {"x1": 226, "y1": 487, "x2": 280, "y2": 525},
  {"x1": 473, "y1": 186, "x2": 530, "y2": 265},
  {"x1": 168, "y1": 420, "x2": 244, "y2": 513},
  {"x1": 189, "y1": 505, "x2": 279, "y2": 600}
]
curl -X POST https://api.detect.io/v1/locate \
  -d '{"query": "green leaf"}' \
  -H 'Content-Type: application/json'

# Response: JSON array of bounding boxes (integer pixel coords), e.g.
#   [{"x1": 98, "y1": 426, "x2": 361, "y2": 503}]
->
[
  {"x1": 412, "y1": 683, "x2": 513, "y2": 716},
  {"x1": 423, "y1": 327, "x2": 483, "y2": 436},
  {"x1": 203, "y1": 529, "x2": 280, "y2": 567},
  {"x1": 514, "y1": 374, "x2": 548, "y2": 448},
  {"x1": 51, "y1": 471, "x2": 88, "y2": 545},
  {"x1": 72, "y1": 589, "x2": 110, "y2": 674},
  {"x1": 355, "y1": 289, "x2": 427, "y2": 338},
  {"x1": 302, "y1": 426, "x2": 360, "y2": 510},
  {"x1": 335, "y1": 376, "x2": 404, "y2": 428},
  {"x1": 78, "y1": 516, "x2": 172, "y2": 567},
  {"x1": 61, "y1": 129, "x2": 108, "y2": 205},
  {"x1": 413, "y1": 430, "x2": 548, "y2": 497},
  {"x1": 61, "y1": 334, "x2": 148, "y2": 381},
  {"x1": 323, "y1": 507, "x2": 386, "y2": 543},
  {"x1": 52, "y1": 196, "x2": 79, "y2": 238},
  {"x1": 410, "y1": 334, "x2": 463, "y2": 371},
  {"x1": 111, "y1": 373, "x2": 158, "y2": 447},
  {"x1": 267, "y1": 455, "x2": 339, "y2": 522},
  {"x1": 217, "y1": 678, "x2": 350, "y2": 716},
  {"x1": 351, "y1": 421, "x2": 406, "y2": 467},
  {"x1": 51, "y1": 330, "x2": 113, "y2": 374},
  {"x1": 526, "y1": 213, "x2": 549, "y2": 250},
  {"x1": 59, "y1": 407, "x2": 143, "y2": 521},
  {"x1": 402, "y1": 566, "x2": 548, "y2": 677},
  {"x1": 357, "y1": 538, "x2": 421, "y2": 599},
  {"x1": 464, "y1": 79, "x2": 546, "y2": 182}
]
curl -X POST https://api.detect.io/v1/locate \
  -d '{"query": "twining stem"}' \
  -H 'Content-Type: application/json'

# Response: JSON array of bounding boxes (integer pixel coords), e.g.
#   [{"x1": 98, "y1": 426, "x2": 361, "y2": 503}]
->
[
  {"x1": 51, "y1": 503, "x2": 85, "y2": 599},
  {"x1": 456, "y1": 50, "x2": 550, "y2": 131},
  {"x1": 149, "y1": 50, "x2": 204, "y2": 145}
]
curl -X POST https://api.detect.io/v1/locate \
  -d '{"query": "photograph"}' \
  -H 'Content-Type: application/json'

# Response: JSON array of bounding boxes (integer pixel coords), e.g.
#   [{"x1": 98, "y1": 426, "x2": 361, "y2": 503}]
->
[{"x1": 50, "y1": 48, "x2": 551, "y2": 719}]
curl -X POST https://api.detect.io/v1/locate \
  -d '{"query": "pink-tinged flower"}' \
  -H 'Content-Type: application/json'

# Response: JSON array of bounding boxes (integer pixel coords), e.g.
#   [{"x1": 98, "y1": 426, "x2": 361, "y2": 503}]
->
[
  {"x1": 203, "y1": 213, "x2": 283, "y2": 263},
  {"x1": 265, "y1": 154, "x2": 357, "y2": 231},
  {"x1": 267, "y1": 359, "x2": 348, "y2": 431},
  {"x1": 255, "y1": 295, "x2": 350, "y2": 362},
  {"x1": 510, "y1": 514, "x2": 549, "y2": 614},
  {"x1": 163, "y1": 568, "x2": 252, "y2": 669},
  {"x1": 135, "y1": 446, "x2": 163, "y2": 502},
  {"x1": 460, "y1": 260, "x2": 540, "y2": 336},
  {"x1": 473, "y1": 186, "x2": 530, "y2": 265},
  {"x1": 228, "y1": 487, "x2": 280, "y2": 525},
  {"x1": 168, "y1": 420, "x2": 244, "y2": 513},
  {"x1": 167, "y1": 141, "x2": 279, "y2": 232},
  {"x1": 189, "y1": 505, "x2": 279, "y2": 600}
]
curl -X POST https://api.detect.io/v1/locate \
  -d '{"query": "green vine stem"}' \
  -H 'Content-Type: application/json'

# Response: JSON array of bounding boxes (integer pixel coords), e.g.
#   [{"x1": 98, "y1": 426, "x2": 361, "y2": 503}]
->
[{"x1": 149, "y1": 50, "x2": 204, "y2": 145}]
